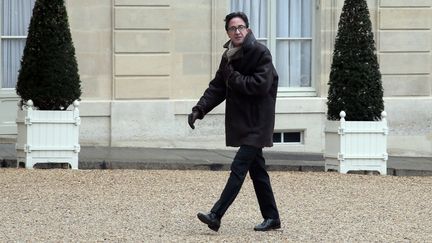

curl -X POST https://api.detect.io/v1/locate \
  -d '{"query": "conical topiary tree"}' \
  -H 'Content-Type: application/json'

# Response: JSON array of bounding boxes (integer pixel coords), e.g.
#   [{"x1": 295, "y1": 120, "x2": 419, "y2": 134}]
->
[
  {"x1": 327, "y1": 0, "x2": 384, "y2": 121},
  {"x1": 16, "y1": 0, "x2": 81, "y2": 110}
]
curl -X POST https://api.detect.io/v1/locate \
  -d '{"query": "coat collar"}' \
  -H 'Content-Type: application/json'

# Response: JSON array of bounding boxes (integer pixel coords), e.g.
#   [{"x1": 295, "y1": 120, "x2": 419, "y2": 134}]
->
[
  {"x1": 223, "y1": 31, "x2": 257, "y2": 51},
  {"x1": 223, "y1": 31, "x2": 256, "y2": 61}
]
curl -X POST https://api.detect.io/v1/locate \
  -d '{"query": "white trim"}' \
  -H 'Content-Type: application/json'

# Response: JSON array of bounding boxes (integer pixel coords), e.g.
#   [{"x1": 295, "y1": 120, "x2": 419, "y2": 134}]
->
[
  {"x1": 269, "y1": 0, "x2": 276, "y2": 54},
  {"x1": 275, "y1": 37, "x2": 313, "y2": 40},
  {"x1": 277, "y1": 87, "x2": 317, "y2": 97},
  {"x1": 1, "y1": 35, "x2": 27, "y2": 39},
  {"x1": 0, "y1": 89, "x2": 18, "y2": 97}
]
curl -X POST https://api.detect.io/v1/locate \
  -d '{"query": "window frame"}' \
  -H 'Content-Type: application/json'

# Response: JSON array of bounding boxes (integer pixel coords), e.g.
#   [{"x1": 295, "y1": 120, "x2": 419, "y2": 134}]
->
[
  {"x1": 271, "y1": 0, "x2": 316, "y2": 97},
  {"x1": 273, "y1": 131, "x2": 304, "y2": 144}
]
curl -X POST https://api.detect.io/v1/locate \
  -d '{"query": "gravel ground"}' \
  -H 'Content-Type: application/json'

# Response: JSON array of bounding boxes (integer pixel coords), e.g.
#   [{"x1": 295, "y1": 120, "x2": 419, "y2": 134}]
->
[{"x1": 1, "y1": 169, "x2": 432, "y2": 242}]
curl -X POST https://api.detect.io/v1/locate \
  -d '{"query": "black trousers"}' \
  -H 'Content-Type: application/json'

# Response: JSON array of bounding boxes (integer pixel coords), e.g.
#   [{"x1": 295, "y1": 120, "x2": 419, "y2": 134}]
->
[{"x1": 210, "y1": 145, "x2": 279, "y2": 220}]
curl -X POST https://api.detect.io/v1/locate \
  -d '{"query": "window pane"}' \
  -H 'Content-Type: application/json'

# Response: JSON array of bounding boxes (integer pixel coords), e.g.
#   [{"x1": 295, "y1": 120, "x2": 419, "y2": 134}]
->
[
  {"x1": 2, "y1": 0, "x2": 35, "y2": 36},
  {"x1": 283, "y1": 132, "x2": 301, "y2": 143},
  {"x1": 230, "y1": 0, "x2": 268, "y2": 39},
  {"x1": 276, "y1": 40, "x2": 311, "y2": 87},
  {"x1": 273, "y1": 133, "x2": 282, "y2": 143},
  {"x1": 276, "y1": 0, "x2": 312, "y2": 38},
  {"x1": 2, "y1": 39, "x2": 26, "y2": 88}
]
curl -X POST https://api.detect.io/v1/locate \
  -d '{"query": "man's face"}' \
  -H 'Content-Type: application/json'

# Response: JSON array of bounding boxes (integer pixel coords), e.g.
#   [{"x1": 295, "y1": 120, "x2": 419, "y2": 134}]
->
[{"x1": 226, "y1": 17, "x2": 249, "y2": 47}]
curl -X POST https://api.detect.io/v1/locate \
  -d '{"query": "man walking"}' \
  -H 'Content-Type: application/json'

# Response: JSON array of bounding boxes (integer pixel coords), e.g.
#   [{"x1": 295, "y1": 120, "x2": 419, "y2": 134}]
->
[{"x1": 188, "y1": 12, "x2": 280, "y2": 232}]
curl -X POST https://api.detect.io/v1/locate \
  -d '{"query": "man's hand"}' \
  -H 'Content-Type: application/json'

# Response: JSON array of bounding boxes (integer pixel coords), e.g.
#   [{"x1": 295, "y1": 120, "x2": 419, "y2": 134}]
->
[{"x1": 188, "y1": 111, "x2": 200, "y2": 129}]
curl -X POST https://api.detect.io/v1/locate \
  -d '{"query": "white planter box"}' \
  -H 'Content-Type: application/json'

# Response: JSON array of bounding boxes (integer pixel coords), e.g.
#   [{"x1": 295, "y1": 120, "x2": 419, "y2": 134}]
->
[
  {"x1": 324, "y1": 111, "x2": 388, "y2": 175},
  {"x1": 16, "y1": 100, "x2": 80, "y2": 169}
]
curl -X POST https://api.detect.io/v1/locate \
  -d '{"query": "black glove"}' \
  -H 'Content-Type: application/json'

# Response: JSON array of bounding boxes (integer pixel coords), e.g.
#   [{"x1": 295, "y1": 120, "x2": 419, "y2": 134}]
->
[{"x1": 188, "y1": 110, "x2": 200, "y2": 129}]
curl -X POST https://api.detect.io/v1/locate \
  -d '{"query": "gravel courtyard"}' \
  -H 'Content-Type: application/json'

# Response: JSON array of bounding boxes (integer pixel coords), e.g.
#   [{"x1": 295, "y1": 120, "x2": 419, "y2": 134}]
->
[{"x1": 1, "y1": 169, "x2": 431, "y2": 242}]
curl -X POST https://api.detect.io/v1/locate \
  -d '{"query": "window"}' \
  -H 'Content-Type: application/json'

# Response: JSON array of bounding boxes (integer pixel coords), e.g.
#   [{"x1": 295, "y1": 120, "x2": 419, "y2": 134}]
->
[
  {"x1": 273, "y1": 131, "x2": 302, "y2": 144},
  {"x1": 1, "y1": 0, "x2": 35, "y2": 89},
  {"x1": 231, "y1": 0, "x2": 314, "y2": 95}
]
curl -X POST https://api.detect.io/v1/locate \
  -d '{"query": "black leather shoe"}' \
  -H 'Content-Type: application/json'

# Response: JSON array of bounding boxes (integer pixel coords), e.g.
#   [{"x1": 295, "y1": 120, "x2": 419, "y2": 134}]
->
[
  {"x1": 197, "y1": 212, "x2": 221, "y2": 232},
  {"x1": 254, "y1": 218, "x2": 281, "y2": 231}
]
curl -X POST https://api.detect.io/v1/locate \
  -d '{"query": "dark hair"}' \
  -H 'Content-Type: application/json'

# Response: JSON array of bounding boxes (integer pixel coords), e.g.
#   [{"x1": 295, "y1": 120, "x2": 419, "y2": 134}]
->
[{"x1": 224, "y1": 12, "x2": 249, "y2": 31}]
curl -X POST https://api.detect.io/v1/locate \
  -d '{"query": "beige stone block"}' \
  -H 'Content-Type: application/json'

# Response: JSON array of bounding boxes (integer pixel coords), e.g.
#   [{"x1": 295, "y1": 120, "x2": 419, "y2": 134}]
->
[
  {"x1": 115, "y1": 54, "x2": 171, "y2": 76},
  {"x1": 275, "y1": 98, "x2": 326, "y2": 113},
  {"x1": 115, "y1": 7, "x2": 171, "y2": 29},
  {"x1": 79, "y1": 117, "x2": 110, "y2": 146},
  {"x1": 171, "y1": 76, "x2": 210, "y2": 99},
  {"x1": 385, "y1": 97, "x2": 432, "y2": 156},
  {"x1": 80, "y1": 74, "x2": 112, "y2": 100},
  {"x1": 380, "y1": 31, "x2": 430, "y2": 52},
  {"x1": 173, "y1": 99, "x2": 218, "y2": 115},
  {"x1": 67, "y1": 1, "x2": 111, "y2": 30},
  {"x1": 171, "y1": 0, "x2": 211, "y2": 29},
  {"x1": 115, "y1": 0, "x2": 170, "y2": 6},
  {"x1": 174, "y1": 30, "x2": 211, "y2": 52},
  {"x1": 380, "y1": 53, "x2": 430, "y2": 74},
  {"x1": 110, "y1": 101, "x2": 181, "y2": 146},
  {"x1": 380, "y1": 9, "x2": 430, "y2": 29},
  {"x1": 383, "y1": 75, "x2": 431, "y2": 96},
  {"x1": 182, "y1": 54, "x2": 211, "y2": 75},
  {"x1": 115, "y1": 77, "x2": 171, "y2": 99},
  {"x1": 388, "y1": 135, "x2": 432, "y2": 157},
  {"x1": 80, "y1": 101, "x2": 111, "y2": 117},
  {"x1": 380, "y1": 0, "x2": 431, "y2": 7},
  {"x1": 115, "y1": 30, "x2": 170, "y2": 53},
  {"x1": 72, "y1": 31, "x2": 112, "y2": 53},
  {"x1": 76, "y1": 53, "x2": 111, "y2": 76},
  {"x1": 0, "y1": 99, "x2": 19, "y2": 134}
]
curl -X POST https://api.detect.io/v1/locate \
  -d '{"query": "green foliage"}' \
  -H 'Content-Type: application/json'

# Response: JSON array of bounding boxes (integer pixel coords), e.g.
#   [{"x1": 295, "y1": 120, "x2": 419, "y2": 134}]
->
[
  {"x1": 327, "y1": 0, "x2": 384, "y2": 121},
  {"x1": 17, "y1": 0, "x2": 81, "y2": 110}
]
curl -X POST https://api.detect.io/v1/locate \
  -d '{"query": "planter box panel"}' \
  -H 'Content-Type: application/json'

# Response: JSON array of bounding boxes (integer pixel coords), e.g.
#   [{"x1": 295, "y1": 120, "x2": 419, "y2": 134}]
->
[
  {"x1": 31, "y1": 123, "x2": 79, "y2": 147},
  {"x1": 324, "y1": 131, "x2": 341, "y2": 158},
  {"x1": 342, "y1": 133, "x2": 387, "y2": 156}
]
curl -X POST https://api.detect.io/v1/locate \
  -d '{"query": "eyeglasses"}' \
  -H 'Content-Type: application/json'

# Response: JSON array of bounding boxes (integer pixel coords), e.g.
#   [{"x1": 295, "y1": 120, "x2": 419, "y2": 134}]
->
[{"x1": 227, "y1": 25, "x2": 247, "y2": 33}]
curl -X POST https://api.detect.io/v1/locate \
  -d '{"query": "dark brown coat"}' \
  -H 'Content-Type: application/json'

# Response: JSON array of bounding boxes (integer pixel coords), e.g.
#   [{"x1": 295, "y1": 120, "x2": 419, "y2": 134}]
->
[{"x1": 193, "y1": 32, "x2": 278, "y2": 148}]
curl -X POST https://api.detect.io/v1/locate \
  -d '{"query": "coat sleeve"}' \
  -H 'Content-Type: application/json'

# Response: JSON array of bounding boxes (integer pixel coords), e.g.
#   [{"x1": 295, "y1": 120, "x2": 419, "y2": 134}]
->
[
  {"x1": 192, "y1": 57, "x2": 228, "y2": 119},
  {"x1": 228, "y1": 49, "x2": 275, "y2": 96}
]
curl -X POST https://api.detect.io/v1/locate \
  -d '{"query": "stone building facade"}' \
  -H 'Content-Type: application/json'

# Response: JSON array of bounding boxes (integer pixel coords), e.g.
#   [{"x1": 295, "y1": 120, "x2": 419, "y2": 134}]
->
[{"x1": 0, "y1": 0, "x2": 431, "y2": 157}]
